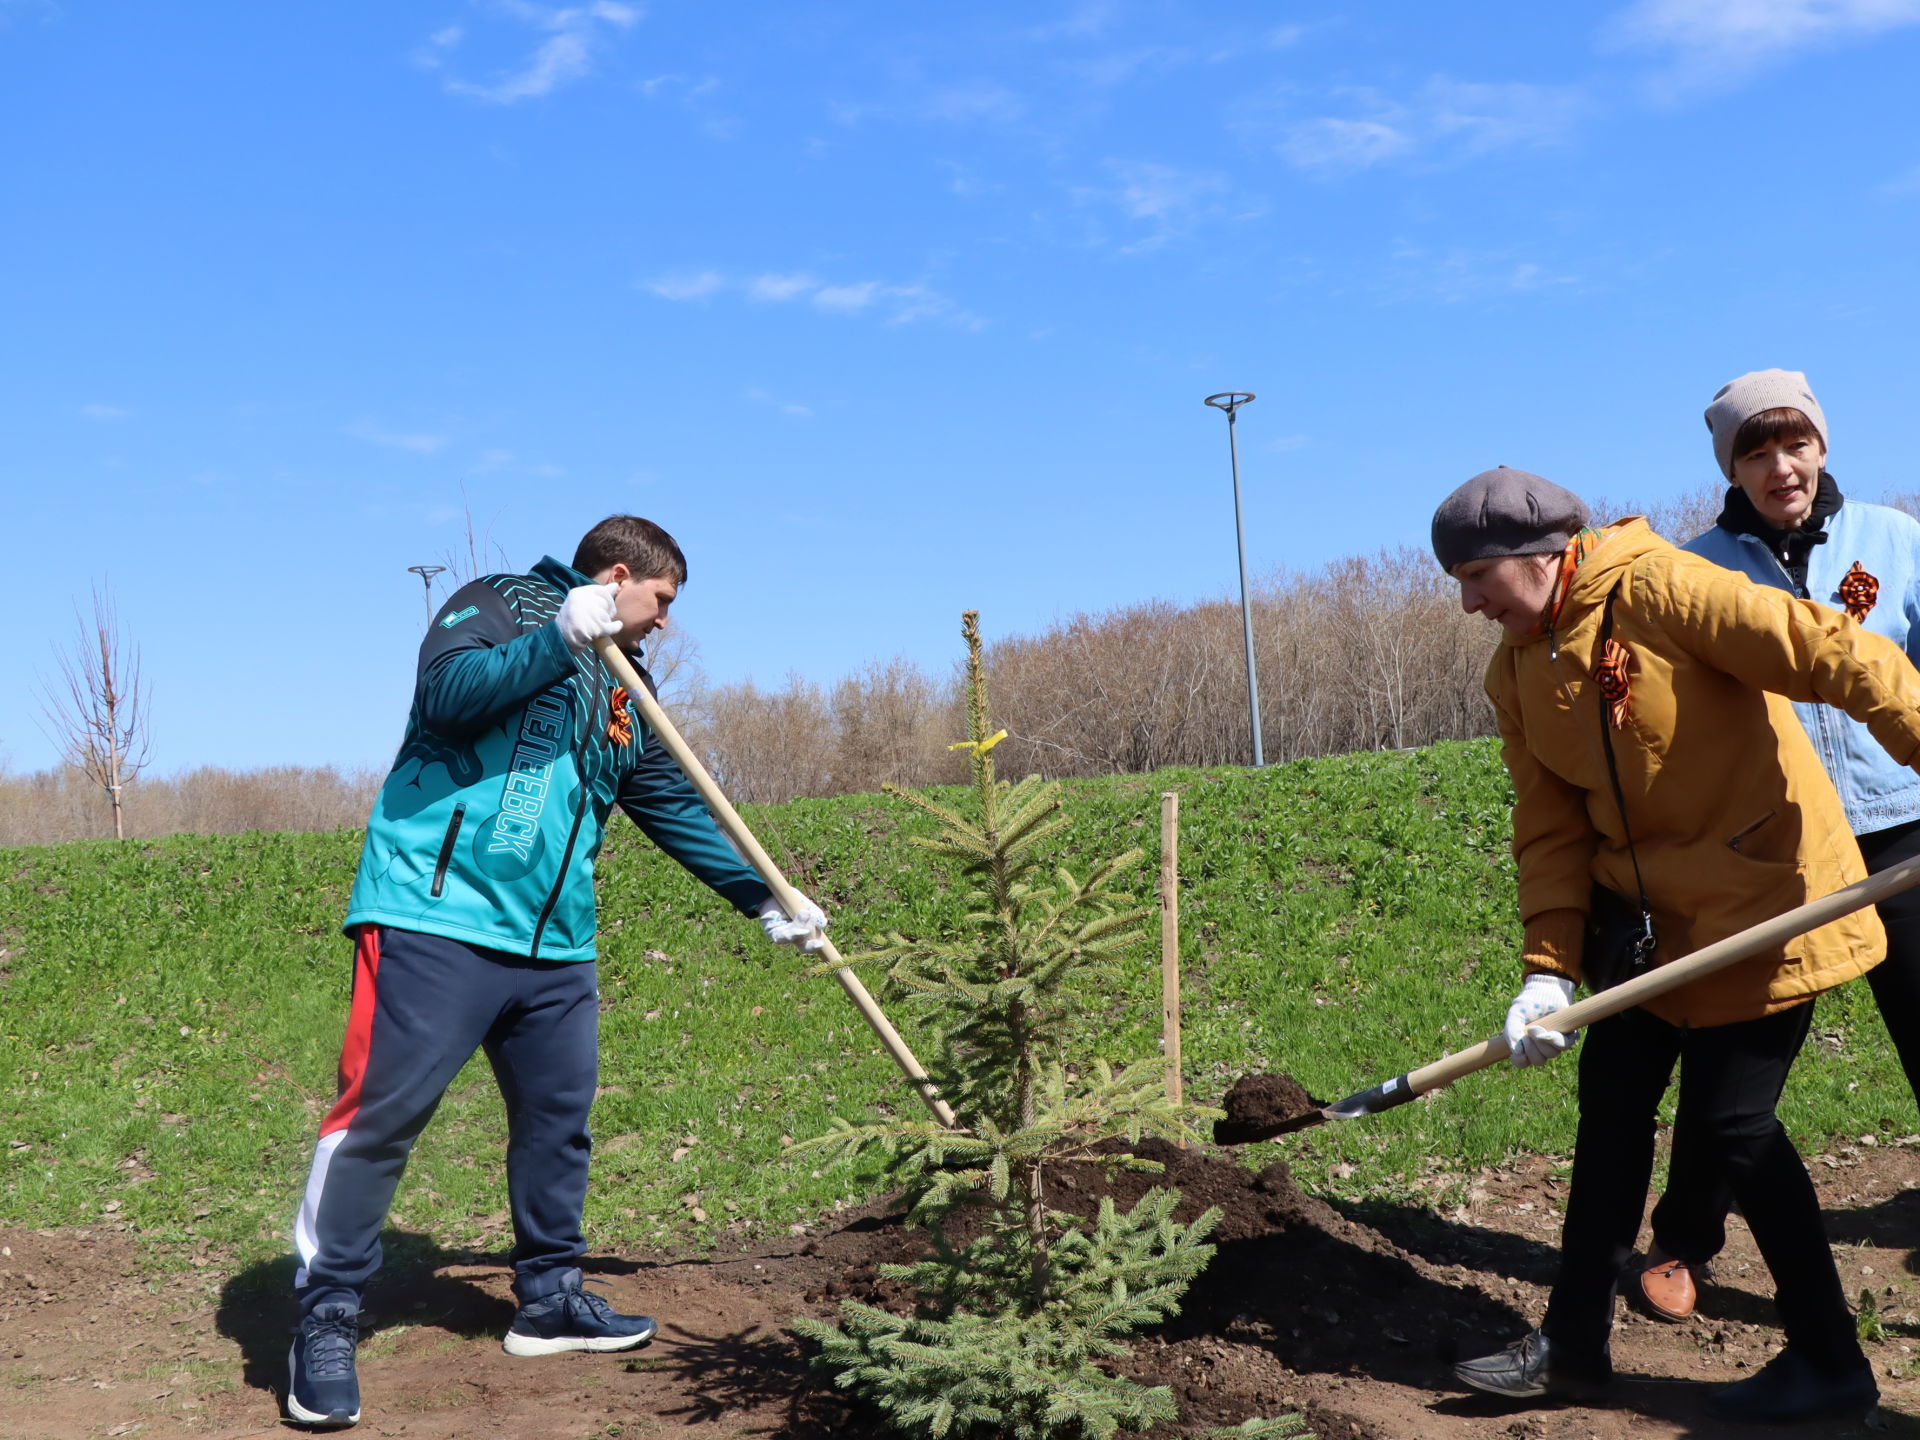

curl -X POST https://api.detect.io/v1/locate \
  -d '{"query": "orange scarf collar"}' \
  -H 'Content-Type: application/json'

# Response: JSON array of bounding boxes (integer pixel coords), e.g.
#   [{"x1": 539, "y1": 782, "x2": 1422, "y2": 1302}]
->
[{"x1": 1544, "y1": 526, "x2": 1604, "y2": 633}]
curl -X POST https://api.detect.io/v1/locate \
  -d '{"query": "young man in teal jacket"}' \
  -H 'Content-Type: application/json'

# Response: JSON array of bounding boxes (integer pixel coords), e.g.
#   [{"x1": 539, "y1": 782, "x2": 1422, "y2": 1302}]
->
[{"x1": 285, "y1": 515, "x2": 826, "y2": 1429}]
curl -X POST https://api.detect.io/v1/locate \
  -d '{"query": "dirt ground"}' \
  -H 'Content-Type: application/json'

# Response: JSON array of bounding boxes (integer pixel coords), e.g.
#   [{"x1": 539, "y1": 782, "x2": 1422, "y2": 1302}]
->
[{"x1": 8, "y1": 1136, "x2": 1920, "y2": 1440}]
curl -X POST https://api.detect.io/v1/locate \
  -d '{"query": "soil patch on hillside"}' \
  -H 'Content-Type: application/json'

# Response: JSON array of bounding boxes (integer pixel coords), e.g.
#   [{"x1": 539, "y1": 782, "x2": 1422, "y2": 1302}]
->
[{"x1": 7, "y1": 1137, "x2": 1920, "y2": 1439}]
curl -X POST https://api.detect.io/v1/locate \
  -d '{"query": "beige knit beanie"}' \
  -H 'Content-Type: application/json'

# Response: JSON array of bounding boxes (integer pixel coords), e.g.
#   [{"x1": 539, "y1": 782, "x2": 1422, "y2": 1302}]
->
[{"x1": 1704, "y1": 370, "x2": 1828, "y2": 478}]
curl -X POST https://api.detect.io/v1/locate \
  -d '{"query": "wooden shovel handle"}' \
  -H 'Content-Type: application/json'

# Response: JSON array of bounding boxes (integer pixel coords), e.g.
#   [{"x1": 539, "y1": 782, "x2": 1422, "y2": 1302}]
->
[
  {"x1": 593, "y1": 636, "x2": 959, "y2": 1129},
  {"x1": 1397, "y1": 852, "x2": 1920, "y2": 1101}
]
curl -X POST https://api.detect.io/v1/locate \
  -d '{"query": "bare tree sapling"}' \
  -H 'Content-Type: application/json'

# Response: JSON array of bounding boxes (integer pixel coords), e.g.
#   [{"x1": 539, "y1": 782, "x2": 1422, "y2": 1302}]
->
[{"x1": 40, "y1": 587, "x2": 151, "y2": 840}]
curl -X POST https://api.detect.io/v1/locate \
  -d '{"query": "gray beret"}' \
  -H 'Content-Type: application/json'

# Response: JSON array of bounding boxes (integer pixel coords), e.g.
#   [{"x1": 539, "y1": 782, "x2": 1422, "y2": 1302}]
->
[
  {"x1": 1704, "y1": 369, "x2": 1827, "y2": 478},
  {"x1": 1431, "y1": 466, "x2": 1591, "y2": 574}
]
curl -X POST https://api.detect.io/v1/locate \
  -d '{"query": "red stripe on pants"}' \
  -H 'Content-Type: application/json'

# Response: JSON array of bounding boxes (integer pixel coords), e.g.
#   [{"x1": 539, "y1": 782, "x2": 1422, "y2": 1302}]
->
[{"x1": 319, "y1": 926, "x2": 383, "y2": 1137}]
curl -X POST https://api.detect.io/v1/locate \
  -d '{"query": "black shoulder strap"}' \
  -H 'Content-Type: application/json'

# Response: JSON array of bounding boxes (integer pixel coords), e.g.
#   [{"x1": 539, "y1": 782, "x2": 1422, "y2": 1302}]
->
[{"x1": 1597, "y1": 591, "x2": 1657, "y2": 964}]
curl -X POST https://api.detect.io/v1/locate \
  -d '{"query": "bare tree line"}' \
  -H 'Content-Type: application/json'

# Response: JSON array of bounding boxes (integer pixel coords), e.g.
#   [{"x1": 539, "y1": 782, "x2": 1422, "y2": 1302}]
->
[
  {"x1": 668, "y1": 486, "x2": 1824, "y2": 799},
  {"x1": 0, "y1": 764, "x2": 383, "y2": 848},
  {"x1": 670, "y1": 544, "x2": 1506, "y2": 800},
  {"x1": 10, "y1": 482, "x2": 1890, "y2": 844}
]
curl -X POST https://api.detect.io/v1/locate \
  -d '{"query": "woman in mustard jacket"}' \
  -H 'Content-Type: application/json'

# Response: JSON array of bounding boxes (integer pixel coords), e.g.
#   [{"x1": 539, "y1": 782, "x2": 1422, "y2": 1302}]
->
[{"x1": 1435, "y1": 465, "x2": 1920, "y2": 1424}]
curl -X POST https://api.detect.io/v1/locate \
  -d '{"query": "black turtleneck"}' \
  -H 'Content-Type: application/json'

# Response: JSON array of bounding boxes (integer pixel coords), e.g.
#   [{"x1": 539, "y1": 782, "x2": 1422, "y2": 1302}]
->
[{"x1": 1714, "y1": 471, "x2": 1844, "y2": 597}]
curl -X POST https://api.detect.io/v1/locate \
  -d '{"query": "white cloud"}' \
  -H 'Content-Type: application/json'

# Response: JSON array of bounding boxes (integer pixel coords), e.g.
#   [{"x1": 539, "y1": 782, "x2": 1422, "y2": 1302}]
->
[
  {"x1": 1267, "y1": 76, "x2": 1582, "y2": 173},
  {"x1": 80, "y1": 403, "x2": 129, "y2": 421},
  {"x1": 1279, "y1": 117, "x2": 1413, "y2": 170},
  {"x1": 940, "y1": 163, "x2": 1002, "y2": 199},
  {"x1": 1387, "y1": 242, "x2": 1581, "y2": 303},
  {"x1": 831, "y1": 80, "x2": 1027, "y2": 131},
  {"x1": 639, "y1": 270, "x2": 983, "y2": 328},
  {"x1": 437, "y1": 2, "x2": 640, "y2": 105},
  {"x1": 414, "y1": 23, "x2": 463, "y2": 69},
  {"x1": 638, "y1": 72, "x2": 716, "y2": 100},
  {"x1": 643, "y1": 271, "x2": 726, "y2": 301},
  {"x1": 745, "y1": 387, "x2": 813, "y2": 418},
  {"x1": 456, "y1": 31, "x2": 591, "y2": 102},
  {"x1": 1068, "y1": 46, "x2": 1190, "y2": 87},
  {"x1": 746, "y1": 272, "x2": 819, "y2": 302},
  {"x1": 0, "y1": 0, "x2": 58, "y2": 24},
  {"x1": 1070, "y1": 160, "x2": 1238, "y2": 253},
  {"x1": 345, "y1": 421, "x2": 450, "y2": 454},
  {"x1": 921, "y1": 81, "x2": 1025, "y2": 126},
  {"x1": 1882, "y1": 163, "x2": 1920, "y2": 194},
  {"x1": 812, "y1": 281, "x2": 880, "y2": 312},
  {"x1": 1612, "y1": 0, "x2": 1920, "y2": 58},
  {"x1": 1423, "y1": 79, "x2": 1584, "y2": 152},
  {"x1": 1108, "y1": 160, "x2": 1227, "y2": 220},
  {"x1": 635, "y1": 72, "x2": 737, "y2": 137},
  {"x1": 877, "y1": 284, "x2": 973, "y2": 326},
  {"x1": 1026, "y1": 1, "x2": 1119, "y2": 41},
  {"x1": 1610, "y1": 0, "x2": 1920, "y2": 91}
]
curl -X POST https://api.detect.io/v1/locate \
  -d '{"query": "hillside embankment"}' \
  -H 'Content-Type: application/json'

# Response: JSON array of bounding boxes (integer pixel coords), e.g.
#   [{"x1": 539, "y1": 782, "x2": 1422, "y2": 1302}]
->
[{"x1": 4, "y1": 741, "x2": 1917, "y2": 1435}]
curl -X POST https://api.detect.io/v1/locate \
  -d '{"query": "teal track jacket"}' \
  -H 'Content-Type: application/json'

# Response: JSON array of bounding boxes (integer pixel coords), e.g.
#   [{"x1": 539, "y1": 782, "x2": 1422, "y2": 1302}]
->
[{"x1": 344, "y1": 556, "x2": 771, "y2": 960}]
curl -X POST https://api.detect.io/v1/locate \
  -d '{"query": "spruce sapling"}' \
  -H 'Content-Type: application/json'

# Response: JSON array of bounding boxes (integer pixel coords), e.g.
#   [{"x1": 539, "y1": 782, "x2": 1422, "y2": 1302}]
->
[{"x1": 795, "y1": 612, "x2": 1309, "y2": 1440}]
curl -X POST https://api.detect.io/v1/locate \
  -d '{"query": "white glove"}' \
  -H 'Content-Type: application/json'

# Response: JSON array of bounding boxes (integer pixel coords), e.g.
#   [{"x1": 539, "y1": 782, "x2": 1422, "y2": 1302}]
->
[
  {"x1": 757, "y1": 895, "x2": 828, "y2": 954},
  {"x1": 555, "y1": 583, "x2": 620, "y2": 653},
  {"x1": 1504, "y1": 973, "x2": 1578, "y2": 1068}
]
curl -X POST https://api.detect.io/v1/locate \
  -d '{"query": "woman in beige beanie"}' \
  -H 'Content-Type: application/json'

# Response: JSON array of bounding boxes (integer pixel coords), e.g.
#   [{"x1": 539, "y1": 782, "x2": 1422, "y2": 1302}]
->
[{"x1": 1637, "y1": 373, "x2": 1920, "y2": 1333}]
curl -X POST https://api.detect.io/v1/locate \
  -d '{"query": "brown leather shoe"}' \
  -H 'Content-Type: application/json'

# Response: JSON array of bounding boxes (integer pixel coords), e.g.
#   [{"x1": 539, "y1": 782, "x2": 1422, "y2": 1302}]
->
[{"x1": 1640, "y1": 1250, "x2": 1697, "y2": 1322}]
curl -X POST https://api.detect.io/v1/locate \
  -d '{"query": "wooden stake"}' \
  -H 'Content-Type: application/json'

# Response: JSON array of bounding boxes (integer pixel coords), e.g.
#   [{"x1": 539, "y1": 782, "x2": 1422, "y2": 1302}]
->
[{"x1": 1159, "y1": 791, "x2": 1184, "y2": 1142}]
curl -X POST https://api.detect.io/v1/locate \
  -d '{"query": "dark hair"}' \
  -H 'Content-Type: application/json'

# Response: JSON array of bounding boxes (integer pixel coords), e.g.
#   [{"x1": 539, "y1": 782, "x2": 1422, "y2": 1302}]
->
[
  {"x1": 1732, "y1": 407, "x2": 1824, "y2": 462},
  {"x1": 572, "y1": 515, "x2": 687, "y2": 585}
]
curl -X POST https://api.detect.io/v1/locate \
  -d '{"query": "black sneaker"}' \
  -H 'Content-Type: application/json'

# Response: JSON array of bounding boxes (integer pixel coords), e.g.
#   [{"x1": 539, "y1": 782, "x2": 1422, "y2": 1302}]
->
[
  {"x1": 1707, "y1": 1346, "x2": 1878, "y2": 1425},
  {"x1": 1453, "y1": 1328, "x2": 1611, "y2": 1402},
  {"x1": 502, "y1": 1268, "x2": 657, "y2": 1357},
  {"x1": 285, "y1": 1301, "x2": 361, "y2": 1429}
]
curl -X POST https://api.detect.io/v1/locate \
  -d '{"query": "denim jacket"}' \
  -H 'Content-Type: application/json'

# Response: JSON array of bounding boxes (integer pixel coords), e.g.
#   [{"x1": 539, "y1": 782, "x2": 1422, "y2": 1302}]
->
[{"x1": 1686, "y1": 500, "x2": 1920, "y2": 835}]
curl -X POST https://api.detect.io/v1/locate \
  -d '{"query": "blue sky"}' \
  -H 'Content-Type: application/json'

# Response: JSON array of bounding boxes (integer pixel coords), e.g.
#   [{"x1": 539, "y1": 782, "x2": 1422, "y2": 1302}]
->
[{"x1": 9, "y1": 0, "x2": 1920, "y2": 775}]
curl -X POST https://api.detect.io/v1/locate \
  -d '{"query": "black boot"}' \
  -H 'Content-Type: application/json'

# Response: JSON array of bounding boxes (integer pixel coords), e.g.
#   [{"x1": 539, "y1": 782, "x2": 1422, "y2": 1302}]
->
[
  {"x1": 1706, "y1": 1346, "x2": 1877, "y2": 1425},
  {"x1": 1454, "y1": 1329, "x2": 1611, "y2": 1402}
]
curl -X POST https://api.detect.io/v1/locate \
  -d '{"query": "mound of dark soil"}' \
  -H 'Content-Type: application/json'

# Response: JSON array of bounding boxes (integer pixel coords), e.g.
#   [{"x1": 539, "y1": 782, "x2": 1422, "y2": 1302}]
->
[
  {"x1": 1212, "y1": 1072, "x2": 1328, "y2": 1144},
  {"x1": 779, "y1": 1137, "x2": 1511, "y2": 1438}
]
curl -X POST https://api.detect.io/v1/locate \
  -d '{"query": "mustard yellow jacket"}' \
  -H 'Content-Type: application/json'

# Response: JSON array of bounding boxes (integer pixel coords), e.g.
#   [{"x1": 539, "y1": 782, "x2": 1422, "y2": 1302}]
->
[{"x1": 1489, "y1": 519, "x2": 1920, "y2": 1028}]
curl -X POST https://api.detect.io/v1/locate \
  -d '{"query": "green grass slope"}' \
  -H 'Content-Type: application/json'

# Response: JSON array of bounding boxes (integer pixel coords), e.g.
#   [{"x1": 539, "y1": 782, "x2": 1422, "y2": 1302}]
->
[{"x1": 1, "y1": 739, "x2": 1910, "y2": 1270}]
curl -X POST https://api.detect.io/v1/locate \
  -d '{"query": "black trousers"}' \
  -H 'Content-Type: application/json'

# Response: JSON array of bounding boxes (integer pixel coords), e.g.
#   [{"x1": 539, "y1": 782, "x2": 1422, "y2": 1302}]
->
[
  {"x1": 1653, "y1": 818, "x2": 1920, "y2": 1269},
  {"x1": 1542, "y1": 1001, "x2": 1860, "y2": 1369}
]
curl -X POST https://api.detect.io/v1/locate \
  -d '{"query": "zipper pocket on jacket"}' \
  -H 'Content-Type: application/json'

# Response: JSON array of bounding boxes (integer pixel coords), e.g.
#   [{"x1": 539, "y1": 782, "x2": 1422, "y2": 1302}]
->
[
  {"x1": 529, "y1": 720, "x2": 593, "y2": 960},
  {"x1": 1726, "y1": 811, "x2": 1775, "y2": 853},
  {"x1": 431, "y1": 804, "x2": 467, "y2": 897}
]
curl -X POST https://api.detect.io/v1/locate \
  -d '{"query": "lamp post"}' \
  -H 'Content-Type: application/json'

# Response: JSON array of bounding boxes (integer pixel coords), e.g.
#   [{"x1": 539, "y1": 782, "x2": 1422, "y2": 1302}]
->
[
  {"x1": 407, "y1": 565, "x2": 446, "y2": 624},
  {"x1": 1203, "y1": 392, "x2": 1263, "y2": 767}
]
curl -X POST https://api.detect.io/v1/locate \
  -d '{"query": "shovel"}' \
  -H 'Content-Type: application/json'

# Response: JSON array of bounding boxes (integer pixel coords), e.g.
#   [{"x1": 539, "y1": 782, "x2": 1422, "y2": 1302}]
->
[
  {"x1": 1219, "y1": 851, "x2": 1920, "y2": 1144},
  {"x1": 591, "y1": 636, "x2": 959, "y2": 1130}
]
